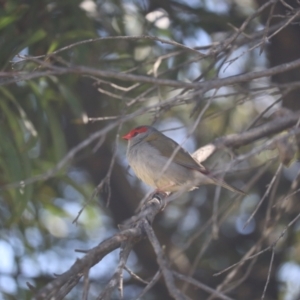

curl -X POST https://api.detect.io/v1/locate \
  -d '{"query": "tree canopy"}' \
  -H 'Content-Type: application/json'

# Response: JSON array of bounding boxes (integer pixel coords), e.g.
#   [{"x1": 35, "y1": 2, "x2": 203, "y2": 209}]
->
[{"x1": 1, "y1": 0, "x2": 300, "y2": 299}]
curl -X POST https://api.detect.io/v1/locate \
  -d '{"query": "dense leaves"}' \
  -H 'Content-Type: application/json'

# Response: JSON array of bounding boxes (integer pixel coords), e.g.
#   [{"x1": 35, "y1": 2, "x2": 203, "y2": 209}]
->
[{"x1": 1, "y1": 0, "x2": 300, "y2": 299}]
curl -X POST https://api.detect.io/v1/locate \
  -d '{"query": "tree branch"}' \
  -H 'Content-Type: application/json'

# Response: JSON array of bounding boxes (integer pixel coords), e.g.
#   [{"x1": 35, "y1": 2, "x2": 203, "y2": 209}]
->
[
  {"x1": 214, "y1": 112, "x2": 300, "y2": 149},
  {"x1": 193, "y1": 111, "x2": 300, "y2": 162},
  {"x1": 34, "y1": 194, "x2": 165, "y2": 300},
  {"x1": 142, "y1": 220, "x2": 187, "y2": 300}
]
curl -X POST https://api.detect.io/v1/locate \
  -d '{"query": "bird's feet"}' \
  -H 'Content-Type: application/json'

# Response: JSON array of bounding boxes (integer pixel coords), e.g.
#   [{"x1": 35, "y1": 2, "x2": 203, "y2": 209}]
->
[{"x1": 151, "y1": 190, "x2": 169, "y2": 210}]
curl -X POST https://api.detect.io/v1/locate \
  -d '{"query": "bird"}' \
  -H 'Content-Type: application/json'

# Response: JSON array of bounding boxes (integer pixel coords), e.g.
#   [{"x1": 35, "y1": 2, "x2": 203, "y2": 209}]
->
[{"x1": 122, "y1": 125, "x2": 244, "y2": 195}]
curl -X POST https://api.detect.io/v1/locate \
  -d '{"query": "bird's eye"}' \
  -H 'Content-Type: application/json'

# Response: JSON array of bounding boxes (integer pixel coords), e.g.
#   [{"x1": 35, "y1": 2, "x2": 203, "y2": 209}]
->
[{"x1": 132, "y1": 131, "x2": 139, "y2": 137}]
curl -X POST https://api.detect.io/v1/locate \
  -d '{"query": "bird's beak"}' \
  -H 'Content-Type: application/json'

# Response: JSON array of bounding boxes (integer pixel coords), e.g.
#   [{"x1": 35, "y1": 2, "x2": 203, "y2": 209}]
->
[{"x1": 122, "y1": 132, "x2": 131, "y2": 140}]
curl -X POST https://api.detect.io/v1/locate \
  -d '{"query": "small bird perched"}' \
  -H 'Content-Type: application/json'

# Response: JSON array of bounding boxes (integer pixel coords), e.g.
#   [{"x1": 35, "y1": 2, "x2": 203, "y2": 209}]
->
[{"x1": 122, "y1": 125, "x2": 244, "y2": 194}]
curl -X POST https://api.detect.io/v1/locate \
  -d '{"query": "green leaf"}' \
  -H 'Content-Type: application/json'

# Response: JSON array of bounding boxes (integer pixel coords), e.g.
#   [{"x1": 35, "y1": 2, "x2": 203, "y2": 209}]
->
[
  {"x1": 47, "y1": 41, "x2": 59, "y2": 54},
  {"x1": 44, "y1": 105, "x2": 67, "y2": 161},
  {"x1": 26, "y1": 29, "x2": 47, "y2": 46},
  {"x1": 0, "y1": 15, "x2": 18, "y2": 30}
]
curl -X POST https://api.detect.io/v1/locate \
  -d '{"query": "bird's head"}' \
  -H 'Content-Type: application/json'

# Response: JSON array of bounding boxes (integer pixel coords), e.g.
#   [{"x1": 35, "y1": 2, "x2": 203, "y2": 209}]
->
[{"x1": 122, "y1": 125, "x2": 155, "y2": 144}]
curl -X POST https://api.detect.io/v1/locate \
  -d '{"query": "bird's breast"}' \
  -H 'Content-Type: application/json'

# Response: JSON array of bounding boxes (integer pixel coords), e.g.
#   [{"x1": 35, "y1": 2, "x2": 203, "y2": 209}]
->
[
  {"x1": 127, "y1": 142, "x2": 197, "y2": 191},
  {"x1": 127, "y1": 142, "x2": 163, "y2": 187}
]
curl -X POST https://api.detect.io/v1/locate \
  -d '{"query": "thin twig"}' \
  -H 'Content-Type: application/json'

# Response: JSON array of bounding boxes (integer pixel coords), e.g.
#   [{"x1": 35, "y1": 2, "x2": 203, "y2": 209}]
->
[
  {"x1": 142, "y1": 220, "x2": 187, "y2": 300},
  {"x1": 261, "y1": 248, "x2": 275, "y2": 300},
  {"x1": 243, "y1": 163, "x2": 283, "y2": 229}
]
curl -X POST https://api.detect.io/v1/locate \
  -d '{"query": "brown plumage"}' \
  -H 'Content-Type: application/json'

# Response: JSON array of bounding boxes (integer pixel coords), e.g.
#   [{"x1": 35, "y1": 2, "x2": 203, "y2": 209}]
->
[{"x1": 122, "y1": 125, "x2": 244, "y2": 194}]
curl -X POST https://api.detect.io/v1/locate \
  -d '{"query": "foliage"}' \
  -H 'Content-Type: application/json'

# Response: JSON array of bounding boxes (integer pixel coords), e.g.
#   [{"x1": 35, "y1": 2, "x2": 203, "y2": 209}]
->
[{"x1": 1, "y1": 0, "x2": 300, "y2": 299}]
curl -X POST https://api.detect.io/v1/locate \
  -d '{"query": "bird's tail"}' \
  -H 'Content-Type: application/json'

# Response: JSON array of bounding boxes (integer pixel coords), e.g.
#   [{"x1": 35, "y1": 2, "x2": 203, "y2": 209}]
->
[{"x1": 212, "y1": 178, "x2": 246, "y2": 195}]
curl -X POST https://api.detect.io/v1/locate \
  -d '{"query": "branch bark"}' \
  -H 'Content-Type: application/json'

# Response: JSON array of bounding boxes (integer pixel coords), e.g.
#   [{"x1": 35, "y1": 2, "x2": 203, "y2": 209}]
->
[
  {"x1": 193, "y1": 111, "x2": 300, "y2": 162},
  {"x1": 213, "y1": 112, "x2": 300, "y2": 149},
  {"x1": 34, "y1": 195, "x2": 165, "y2": 300}
]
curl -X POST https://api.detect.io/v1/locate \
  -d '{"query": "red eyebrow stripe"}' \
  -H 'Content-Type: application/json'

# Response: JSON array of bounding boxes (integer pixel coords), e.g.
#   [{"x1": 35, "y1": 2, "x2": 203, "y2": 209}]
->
[
  {"x1": 122, "y1": 126, "x2": 148, "y2": 140},
  {"x1": 135, "y1": 126, "x2": 148, "y2": 133}
]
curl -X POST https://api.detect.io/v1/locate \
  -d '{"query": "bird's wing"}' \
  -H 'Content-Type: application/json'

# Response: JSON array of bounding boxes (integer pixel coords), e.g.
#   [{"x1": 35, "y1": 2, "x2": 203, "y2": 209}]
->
[{"x1": 145, "y1": 131, "x2": 209, "y2": 175}]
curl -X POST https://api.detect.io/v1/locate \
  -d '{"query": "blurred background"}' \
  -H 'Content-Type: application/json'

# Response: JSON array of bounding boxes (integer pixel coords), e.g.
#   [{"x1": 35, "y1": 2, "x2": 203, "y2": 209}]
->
[{"x1": 1, "y1": 0, "x2": 300, "y2": 299}]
